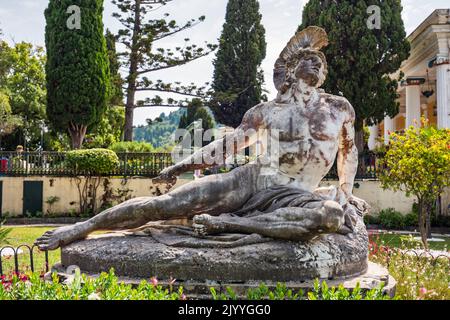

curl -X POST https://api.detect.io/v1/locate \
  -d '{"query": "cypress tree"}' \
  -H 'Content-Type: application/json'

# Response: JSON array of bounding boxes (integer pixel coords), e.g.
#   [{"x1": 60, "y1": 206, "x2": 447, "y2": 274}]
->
[
  {"x1": 300, "y1": 0, "x2": 410, "y2": 152},
  {"x1": 45, "y1": 0, "x2": 110, "y2": 149},
  {"x1": 211, "y1": 0, "x2": 266, "y2": 128},
  {"x1": 178, "y1": 98, "x2": 214, "y2": 131}
]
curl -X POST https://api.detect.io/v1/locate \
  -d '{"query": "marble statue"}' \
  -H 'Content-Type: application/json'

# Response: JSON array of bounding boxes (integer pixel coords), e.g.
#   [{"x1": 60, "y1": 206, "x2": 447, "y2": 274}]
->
[{"x1": 36, "y1": 26, "x2": 370, "y2": 252}]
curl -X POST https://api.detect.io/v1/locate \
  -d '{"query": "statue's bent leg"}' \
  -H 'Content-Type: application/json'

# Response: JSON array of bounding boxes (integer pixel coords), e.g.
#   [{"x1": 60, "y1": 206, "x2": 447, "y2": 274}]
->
[
  {"x1": 35, "y1": 164, "x2": 261, "y2": 250},
  {"x1": 193, "y1": 200, "x2": 345, "y2": 241}
]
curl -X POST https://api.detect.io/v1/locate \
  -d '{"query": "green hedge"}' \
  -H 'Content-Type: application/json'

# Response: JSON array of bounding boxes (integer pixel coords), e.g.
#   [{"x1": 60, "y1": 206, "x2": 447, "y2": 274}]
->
[
  {"x1": 66, "y1": 149, "x2": 119, "y2": 175},
  {"x1": 110, "y1": 141, "x2": 154, "y2": 153},
  {"x1": 364, "y1": 208, "x2": 450, "y2": 230}
]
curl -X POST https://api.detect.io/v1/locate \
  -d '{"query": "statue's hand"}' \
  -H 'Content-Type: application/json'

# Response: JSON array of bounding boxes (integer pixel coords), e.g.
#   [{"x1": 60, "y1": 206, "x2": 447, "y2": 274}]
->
[
  {"x1": 153, "y1": 165, "x2": 179, "y2": 185},
  {"x1": 347, "y1": 195, "x2": 370, "y2": 216}
]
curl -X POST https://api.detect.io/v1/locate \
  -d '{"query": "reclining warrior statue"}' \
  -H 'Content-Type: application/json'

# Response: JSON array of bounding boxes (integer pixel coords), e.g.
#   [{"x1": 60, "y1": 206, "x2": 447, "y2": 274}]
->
[{"x1": 36, "y1": 26, "x2": 370, "y2": 251}]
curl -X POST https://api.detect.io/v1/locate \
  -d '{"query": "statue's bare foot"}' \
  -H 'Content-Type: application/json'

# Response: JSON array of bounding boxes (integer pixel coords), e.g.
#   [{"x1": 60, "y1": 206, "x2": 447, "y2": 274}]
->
[
  {"x1": 35, "y1": 224, "x2": 89, "y2": 251},
  {"x1": 193, "y1": 214, "x2": 226, "y2": 237}
]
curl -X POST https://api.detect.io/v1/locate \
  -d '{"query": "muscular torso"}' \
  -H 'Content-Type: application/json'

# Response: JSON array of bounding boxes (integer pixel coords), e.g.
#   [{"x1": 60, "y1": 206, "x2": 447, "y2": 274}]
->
[{"x1": 248, "y1": 93, "x2": 353, "y2": 191}]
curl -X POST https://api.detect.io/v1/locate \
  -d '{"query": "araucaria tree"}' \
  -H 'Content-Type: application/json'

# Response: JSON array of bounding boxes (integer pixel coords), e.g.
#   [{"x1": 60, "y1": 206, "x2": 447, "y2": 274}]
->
[
  {"x1": 112, "y1": 0, "x2": 217, "y2": 141},
  {"x1": 380, "y1": 121, "x2": 450, "y2": 248},
  {"x1": 211, "y1": 0, "x2": 266, "y2": 128},
  {"x1": 300, "y1": 0, "x2": 410, "y2": 152},
  {"x1": 45, "y1": 0, "x2": 110, "y2": 149}
]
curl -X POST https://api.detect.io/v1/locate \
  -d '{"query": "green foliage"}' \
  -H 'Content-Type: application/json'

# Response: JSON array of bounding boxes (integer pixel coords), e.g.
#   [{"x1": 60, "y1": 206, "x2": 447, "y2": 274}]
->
[
  {"x1": 378, "y1": 208, "x2": 405, "y2": 230},
  {"x1": 404, "y1": 212, "x2": 419, "y2": 227},
  {"x1": 0, "y1": 269, "x2": 184, "y2": 300},
  {"x1": 66, "y1": 149, "x2": 119, "y2": 175},
  {"x1": 211, "y1": 0, "x2": 266, "y2": 128},
  {"x1": 300, "y1": 0, "x2": 410, "y2": 148},
  {"x1": 0, "y1": 90, "x2": 22, "y2": 137},
  {"x1": 380, "y1": 121, "x2": 450, "y2": 245},
  {"x1": 307, "y1": 280, "x2": 389, "y2": 300},
  {"x1": 84, "y1": 106, "x2": 125, "y2": 149},
  {"x1": 110, "y1": 141, "x2": 154, "y2": 153},
  {"x1": 134, "y1": 109, "x2": 185, "y2": 148},
  {"x1": 0, "y1": 39, "x2": 46, "y2": 149},
  {"x1": 370, "y1": 240, "x2": 450, "y2": 300},
  {"x1": 211, "y1": 280, "x2": 389, "y2": 300},
  {"x1": 84, "y1": 30, "x2": 125, "y2": 149},
  {"x1": 45, "y1": 0, "x2": 110, "y2": 149},
  {"x1": 179, "y1": 99, "x2": 214, "y2": 130},
  {"x1": 364, "y1": 214, "x2": 380, "y2": 225},
  {"x1": 0, "y1": 219, "x2": 11, "y2": 245}
]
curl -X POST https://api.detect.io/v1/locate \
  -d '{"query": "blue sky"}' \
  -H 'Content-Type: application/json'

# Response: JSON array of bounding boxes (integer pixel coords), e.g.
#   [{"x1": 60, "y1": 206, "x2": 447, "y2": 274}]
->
[{"x1": 0, "y1": 0, "x2": 448, "y2": 125}]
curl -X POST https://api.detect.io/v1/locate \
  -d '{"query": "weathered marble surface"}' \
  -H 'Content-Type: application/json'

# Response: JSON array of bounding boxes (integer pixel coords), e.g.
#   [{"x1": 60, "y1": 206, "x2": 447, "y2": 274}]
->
[{"x1": 61, "y1": 217, "x2": 368, "y2": 282}]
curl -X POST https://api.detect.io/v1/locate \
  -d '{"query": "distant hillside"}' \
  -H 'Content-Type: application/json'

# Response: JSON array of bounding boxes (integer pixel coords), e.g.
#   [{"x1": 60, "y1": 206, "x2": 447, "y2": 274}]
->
[{"x1": 133, "y1": 109, "x2": 186, "y2": 148}]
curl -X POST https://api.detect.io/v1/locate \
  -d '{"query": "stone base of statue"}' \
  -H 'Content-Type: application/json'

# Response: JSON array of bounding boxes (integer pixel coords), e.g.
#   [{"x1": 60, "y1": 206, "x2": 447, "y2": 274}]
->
[
  {"x1": 56, "y1": 217, "x2": 397, "y2": 295},
  {"x1": 56, "y1": 217, "x2": 396, "y2": 297}
]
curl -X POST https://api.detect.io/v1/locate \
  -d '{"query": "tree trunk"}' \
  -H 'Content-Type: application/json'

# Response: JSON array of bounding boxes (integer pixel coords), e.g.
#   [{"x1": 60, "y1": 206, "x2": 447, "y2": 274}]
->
[
  {"x1": 425, "y1": 201, "x2": 432, "y2": 239},
  {"x1": 123, "y1": 0, "x2": 141, "y2": 142},
  {"x1": 354, "y1": 118, "x2": 366, "y2": 176},
  {"x1": 68, "y1": 123, "x2": 87, "y2": 149},
  {"x1": 418, "y1": 199, "x2": 429, "y2": 249}
]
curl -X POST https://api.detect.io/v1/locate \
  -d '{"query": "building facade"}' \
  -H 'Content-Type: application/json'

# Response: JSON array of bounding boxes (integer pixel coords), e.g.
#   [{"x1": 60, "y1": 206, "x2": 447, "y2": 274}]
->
[{"x1": 368, "y1": 9, "x2": 450, "y2": 149}]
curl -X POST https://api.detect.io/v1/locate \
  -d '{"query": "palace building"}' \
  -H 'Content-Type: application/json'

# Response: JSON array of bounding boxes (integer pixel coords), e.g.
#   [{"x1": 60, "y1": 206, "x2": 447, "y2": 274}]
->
[{"x1": 368, "y1": 9, "x2": 450, "y2": 150}]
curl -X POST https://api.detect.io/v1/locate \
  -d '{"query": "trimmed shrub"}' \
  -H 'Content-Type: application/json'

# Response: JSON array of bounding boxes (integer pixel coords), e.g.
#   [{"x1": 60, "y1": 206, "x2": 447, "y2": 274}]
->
[
  {"x1": 378, "y1": 209, "x2": 405, "y2": 230},
  {"x1": 403, "y1": 212, "x2": 418, "y2": 228},
  {"x1": 364, "y1": 215, "x2": 380, "y2": 225},
  {"x1": 66, "y1": 149, "x2": 119, "y2": 175},
  {"x1": 110, "y1": 141, "x2": 154, "y2": 153}
]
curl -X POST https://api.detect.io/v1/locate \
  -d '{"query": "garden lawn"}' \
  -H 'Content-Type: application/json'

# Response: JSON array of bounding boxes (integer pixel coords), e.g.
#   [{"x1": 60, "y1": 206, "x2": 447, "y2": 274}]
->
[
  {"x1": 1, "y1": 226, "x2": 58, "y2": 276},
  {"x1": 371, "y1": 233, "x2": 450, "y2": 251}
]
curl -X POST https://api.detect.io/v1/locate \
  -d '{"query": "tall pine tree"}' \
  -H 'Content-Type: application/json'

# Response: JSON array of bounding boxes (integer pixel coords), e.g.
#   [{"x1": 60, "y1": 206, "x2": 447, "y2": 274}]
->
[
  {"x1": 211, "y1": 0, "x2": 266, "y2": 128},
  {"x1": 300, "y1": 0, "x2": 410, "y2": 152},
  {"x1": 112, "y1": 0, "x2": 217, "y2": 141},
  {"x1": 45, "y1": 0, "x2": 110, "y2": 149}
]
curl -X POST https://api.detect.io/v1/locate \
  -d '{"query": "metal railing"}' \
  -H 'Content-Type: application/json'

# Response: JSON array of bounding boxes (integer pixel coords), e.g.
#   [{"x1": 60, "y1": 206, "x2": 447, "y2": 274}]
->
[
  {"x1": 0, "y1": 151, "x2": 383, "y2": 180},
  {"x1": 0, "y1": 151, "x2": 173, "y2": 178},
  {"x1": 0, "y1": 245, "x2": 49, "y2": 277}
]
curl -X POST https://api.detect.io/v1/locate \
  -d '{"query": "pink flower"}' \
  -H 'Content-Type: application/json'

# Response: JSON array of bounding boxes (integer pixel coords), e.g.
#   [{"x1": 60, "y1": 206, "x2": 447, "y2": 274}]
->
[
  {"x1": 419, "y1": 287, "x2": 428, "y2": 296},
  {"x1": 150, "y1": 277, "x2": 158, "y2": 286}
]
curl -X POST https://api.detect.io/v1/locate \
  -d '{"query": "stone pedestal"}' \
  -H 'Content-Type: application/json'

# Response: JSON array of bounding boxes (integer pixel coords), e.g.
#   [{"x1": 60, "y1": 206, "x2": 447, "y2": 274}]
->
[{"x1": 61, "y1": 229, "x2": 369, "y2": 283}]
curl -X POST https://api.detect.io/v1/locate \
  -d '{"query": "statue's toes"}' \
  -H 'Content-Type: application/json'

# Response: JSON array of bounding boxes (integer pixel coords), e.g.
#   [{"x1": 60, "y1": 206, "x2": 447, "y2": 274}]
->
[
  {"x1": 193, "y1": 223, "x2": 208, "y2": 237},
  {"x1": 193, "y1": 214, "x2": 211, "y2": 225}
]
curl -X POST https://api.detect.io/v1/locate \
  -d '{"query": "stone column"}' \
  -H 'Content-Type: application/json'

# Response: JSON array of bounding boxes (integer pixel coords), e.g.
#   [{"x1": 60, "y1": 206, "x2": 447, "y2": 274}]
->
[
  {"x1": 368, "y1": 125, "x2": 379, "y2": 150},
  {"x1": 406, "y1": 84, "x2": 421, "y2": 128},
  {"x1": 383, "y1": 116, "x2": 394, "y2": 145},
  {"x1": 436, "y1": 63, "x2": 450, "y2": 129}
]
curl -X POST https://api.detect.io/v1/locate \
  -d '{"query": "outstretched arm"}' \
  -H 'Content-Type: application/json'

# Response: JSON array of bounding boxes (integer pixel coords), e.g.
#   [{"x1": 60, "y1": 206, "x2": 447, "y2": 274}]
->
[
  {"x1": 156, "y1": 106, "x2": 263, "y2": 180},
  {"x1": 337, "y1": 103, "x2": 369, "y2": 215}
]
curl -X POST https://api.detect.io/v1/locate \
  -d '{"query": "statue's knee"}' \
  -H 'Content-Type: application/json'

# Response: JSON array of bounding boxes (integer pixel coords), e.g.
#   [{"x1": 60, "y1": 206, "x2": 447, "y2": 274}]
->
[{"x1": 322, "y1": 200, "x2": 344, "y2": 230}]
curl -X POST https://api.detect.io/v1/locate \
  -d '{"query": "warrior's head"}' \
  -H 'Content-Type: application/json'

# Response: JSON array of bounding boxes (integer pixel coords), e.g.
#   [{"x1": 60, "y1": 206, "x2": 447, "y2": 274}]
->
[{"x1": 274, "y1": 26, "x2": 329, "y2": 95}]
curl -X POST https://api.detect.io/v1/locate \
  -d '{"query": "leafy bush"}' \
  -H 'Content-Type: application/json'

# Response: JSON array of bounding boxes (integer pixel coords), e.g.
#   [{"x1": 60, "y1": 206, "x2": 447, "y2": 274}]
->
[
  {"x1": 380, "y1": 121, "x2": 450, "y2": 247},
  {"x1": 0, "y1": 269, "x2": 184, "y2": 300},
  {"x1": 378, "y1": 208, "x2": 405, "y2": 229},
  {"x1": 0, "y1": 268, "x2": 391, "y2": 300},
  {"x1": 211, "y1": 280, "x2": 389, "y2": 300},
  {"x1": 432, "y1": 215, "x2": 450, "y2": 228},
  {"x1": 364, "y1": 215, "x2": 380, "y2": 225},
  {"x1": 110, "y1": 141, "x2": 154, "y2": 153},
  {"x1": 403, "y1": 212, "x2": 418, "y2": 227},
  {"x1": 66, "y1": 149, "x2": 119, "y2": 175}
]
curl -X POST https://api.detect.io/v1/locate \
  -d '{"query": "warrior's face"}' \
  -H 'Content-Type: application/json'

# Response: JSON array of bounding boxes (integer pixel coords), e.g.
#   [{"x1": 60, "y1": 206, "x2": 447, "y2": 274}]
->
[{"x1": 294, "y1": 53, "x2": 326, "y2": 88}]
